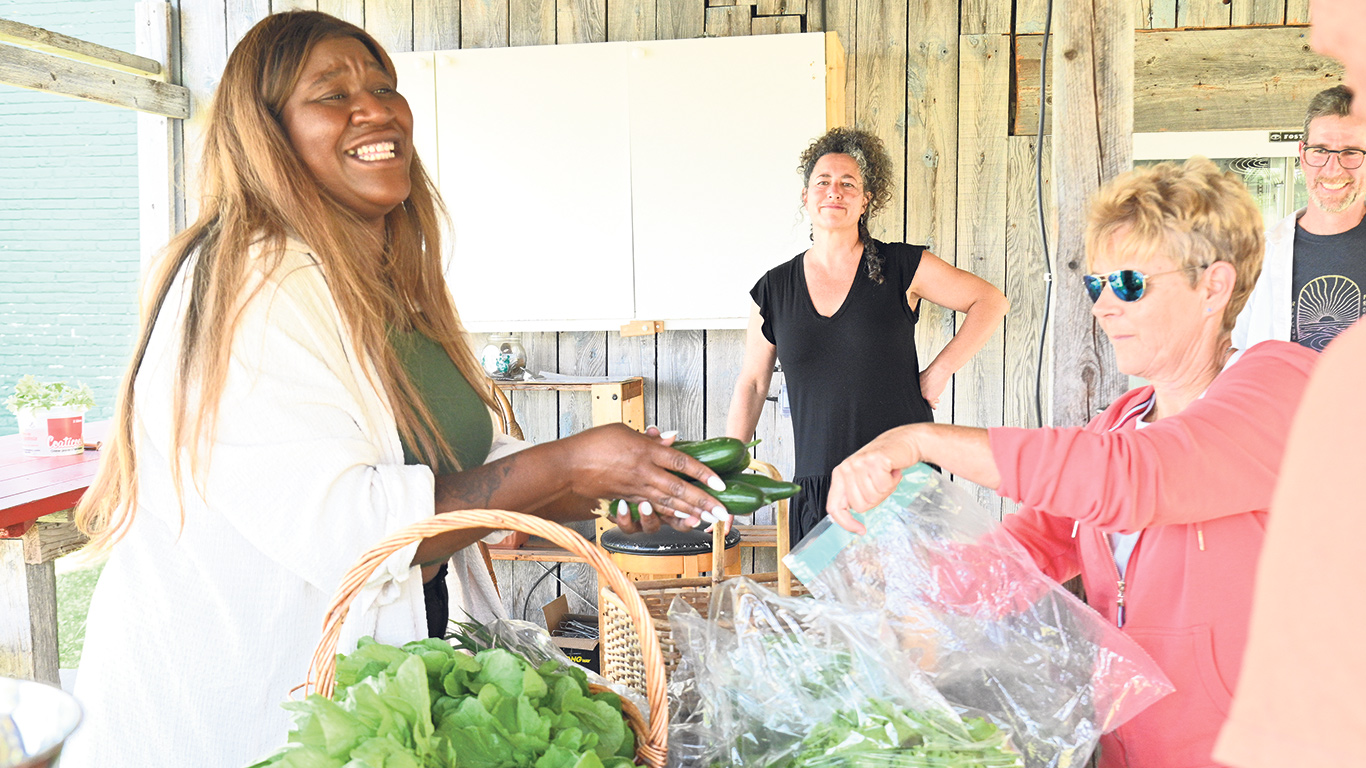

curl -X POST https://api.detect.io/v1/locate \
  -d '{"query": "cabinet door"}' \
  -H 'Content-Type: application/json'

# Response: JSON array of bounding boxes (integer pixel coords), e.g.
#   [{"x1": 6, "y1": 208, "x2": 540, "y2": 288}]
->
[
  {"x1": 391, "y1": 53, "x2": 439, "y2": 181},
  {"x1": 432, "y1": 45, "x2": 635, "y2": 329},
  {"x1": 628, "y1": 34, "x2": 829, "y2": 327}
]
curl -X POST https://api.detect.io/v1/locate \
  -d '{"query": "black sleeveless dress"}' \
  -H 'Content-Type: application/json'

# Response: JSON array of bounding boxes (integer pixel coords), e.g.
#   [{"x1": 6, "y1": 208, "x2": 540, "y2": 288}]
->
[{"x1": 750, "y1": 240, "x2": 935, "y2": 543}]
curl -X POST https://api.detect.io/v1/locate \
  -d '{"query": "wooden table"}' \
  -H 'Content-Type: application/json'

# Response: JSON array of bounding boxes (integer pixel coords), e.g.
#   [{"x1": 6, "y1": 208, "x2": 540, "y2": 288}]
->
[{"x1": 0, "y1": 421, "x2": 106, "y2": 684}]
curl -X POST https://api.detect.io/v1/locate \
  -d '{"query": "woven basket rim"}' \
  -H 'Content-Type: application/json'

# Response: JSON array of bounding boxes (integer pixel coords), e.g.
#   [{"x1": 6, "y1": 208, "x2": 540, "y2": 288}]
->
[{"x1": 304, "y1": 508, "x2": 668, "y2": 768}]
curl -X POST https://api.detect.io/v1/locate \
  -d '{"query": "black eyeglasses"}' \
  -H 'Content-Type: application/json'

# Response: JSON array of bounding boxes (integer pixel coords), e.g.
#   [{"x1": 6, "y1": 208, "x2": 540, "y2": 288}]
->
[
  {"x1": 1082, "y1": 267, "x2": 1203, "y2": 303},
  {"x1": 1302, "y1": 145, "x2": 1366, "y2": 170}
]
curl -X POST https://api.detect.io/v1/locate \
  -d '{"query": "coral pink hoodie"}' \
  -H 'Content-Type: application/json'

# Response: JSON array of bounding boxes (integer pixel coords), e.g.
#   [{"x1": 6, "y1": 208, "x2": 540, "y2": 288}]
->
[{"x1": 990, "y1": 342, "x2": 1317, "y2": 768}]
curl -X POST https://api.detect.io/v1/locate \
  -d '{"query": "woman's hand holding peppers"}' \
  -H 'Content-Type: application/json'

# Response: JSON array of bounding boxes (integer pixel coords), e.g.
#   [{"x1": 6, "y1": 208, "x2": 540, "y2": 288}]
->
[{"x1": 555, "y1": 423, "x2": 730, "y2": 534}]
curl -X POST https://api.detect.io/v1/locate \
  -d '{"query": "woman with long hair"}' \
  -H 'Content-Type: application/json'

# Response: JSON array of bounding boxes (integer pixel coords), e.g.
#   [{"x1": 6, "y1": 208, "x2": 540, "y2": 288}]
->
[
  {"x1": 725, "y1": 127, "x2": 1009, "y2": 544},
  {"x1": 65, "y1": 12, "x2": 728, "y2": 767}
]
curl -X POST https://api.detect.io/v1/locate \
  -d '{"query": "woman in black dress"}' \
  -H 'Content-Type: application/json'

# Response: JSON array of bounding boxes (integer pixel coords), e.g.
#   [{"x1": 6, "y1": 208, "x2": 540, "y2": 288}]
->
[{"x1": 725, "y1": 127, "x2": 1009, "y2": 543}]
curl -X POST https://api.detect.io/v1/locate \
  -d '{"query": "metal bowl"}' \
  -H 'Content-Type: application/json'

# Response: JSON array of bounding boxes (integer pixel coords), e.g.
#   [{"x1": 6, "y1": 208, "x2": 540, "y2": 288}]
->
[{"x1": 0, "y1": 678, "x2": 82, "y2": 768}]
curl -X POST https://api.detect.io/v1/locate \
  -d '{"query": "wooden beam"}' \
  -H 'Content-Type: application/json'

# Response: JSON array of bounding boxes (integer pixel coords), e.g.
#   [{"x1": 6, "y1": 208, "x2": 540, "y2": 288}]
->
[
  {"x1": 511, "y1": 0, "x2": 557, "y2": 45},
  {"x1": 0, "y1": 541, "x2": 58, "y2": 684},
  {"x1": 137, "y1": 1, "x2": 175, "y2": 274},
  {"x1": 1177, "y1": 0, "x2": 1231, "y2": 27},
  {"x1": 657, "y1": 0, "x2": 704, "y2": 39},
  {"x1": 1015, "y1": 27, "x2": 1344, "y2": 135},
  {"x1": 960, "y1": 0, "x2": 1010, "y2": 34},
  {"x1": 416, "y1": 0, "x2": 462, "y2": 50},
  {"x1": 22, "y1": 518, "x2": 89, "y2": 565},
  {"x1": 227, "y1": 1, "x2": 271, "y2": 51},
  {"x1": 854, "y1": 0, "x2": 907, "y2": 242},
  {"x1": 0, "y1": 42, "x2": 190, "y2": 118},
  {"x1": 821, "y1": 0, "x2": 855, "y2": 122},
  {"x1": 1050, "y1": 0, "x2": 1132, "y2": 427},
  {"x1": 1138, "y1": 0, "x2": 1178, "y2": 28},
  {"x1": 178, "y1": 0, "x2": 228, "y2": 228},
  {"x1": 955, "y1": 33, "x2": 1008, "y2": 517},
  {"x1": 1015, "y1": 0, "x2": 1051, "y2": 34},
  {"x1": 1232, "y1": 0, "x2": 1286, "y2": 25},
  {"x1": 751, "y1": 15, "x2": 801, "y2": 34},
  {"x1": 365, "y1": 0, "x2": 415, "y2": 54},
  {"x1": 0, "y1": 17, "x2": 161, "y2": 75},
  {"x1": 704, "y1": 5, "x2": 751, "y2": 36},
  {"x1": 1003, "y1": 135, "x2": 1053, "y2": 439},
  {"x1": 825, "y1": 30, "x2": 846, "y2": 128},
  {"x1": 318, "y1": 0, "x2": 365, "y2": 25},
  {"x1": 905, "y1": 0, "x2": 958, "y2": 424},
  {"x1": 756, "y1": 0, "x2": 804, "y2": 16},
  {"x1": 462, "y1": 0, "x2": 511, "y2": 48},
  {"x1": 607, "y1": 0, "x2": 657, "y2": 41},
  {"x1": 1286, "y1": 0, "x2": 1310, "y2": 24},
  {"x1": 559, "y1": 0, "x2": 608, "y2": 44}
]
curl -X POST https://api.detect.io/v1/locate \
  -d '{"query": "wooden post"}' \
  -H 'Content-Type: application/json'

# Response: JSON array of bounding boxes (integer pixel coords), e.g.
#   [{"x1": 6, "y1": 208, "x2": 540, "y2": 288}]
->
[
  {"x1": 1050, "y1": 0, "x2": 1132, "y2": 427},
  {"x1": 0, "y1": 540, "x2": 58, "y2": 684},
  {"x1": 136, "y1": 2, "x2": 175, "y2": 275}
]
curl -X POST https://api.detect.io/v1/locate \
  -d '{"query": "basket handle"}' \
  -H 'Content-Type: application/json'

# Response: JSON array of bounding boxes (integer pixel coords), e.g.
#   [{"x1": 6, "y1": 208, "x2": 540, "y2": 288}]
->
[{"x1": 306, "y1": 509, "x2": 669, "y2": 767}]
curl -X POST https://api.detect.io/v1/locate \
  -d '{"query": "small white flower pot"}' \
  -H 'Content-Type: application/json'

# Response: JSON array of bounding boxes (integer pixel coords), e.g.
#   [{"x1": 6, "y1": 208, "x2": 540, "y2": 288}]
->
[{"x1": 16, "y1": 405, "x2": 87, "y2": 456}]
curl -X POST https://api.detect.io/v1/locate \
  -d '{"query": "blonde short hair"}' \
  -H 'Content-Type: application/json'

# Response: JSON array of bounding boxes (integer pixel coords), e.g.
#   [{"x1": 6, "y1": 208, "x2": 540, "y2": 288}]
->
[{"x1": 1085, "y1": 157, "x2": 1263, "y2": 333}]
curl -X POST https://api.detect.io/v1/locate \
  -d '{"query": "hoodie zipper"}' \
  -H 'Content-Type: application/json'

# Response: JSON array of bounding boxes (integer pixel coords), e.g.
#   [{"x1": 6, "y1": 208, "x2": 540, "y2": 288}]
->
[
  {"x1": 1098, "y1": 395, "x2": 1155, "y2": 629},
  {"x1": 1106, "y1": 530, "x2": 1135, "y2": 628}
]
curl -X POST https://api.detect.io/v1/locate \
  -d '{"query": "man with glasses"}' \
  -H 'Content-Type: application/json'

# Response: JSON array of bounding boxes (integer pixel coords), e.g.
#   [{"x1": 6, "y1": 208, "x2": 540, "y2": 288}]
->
[
  {"x1": 1216, "y1": 3, "x2": 1366, "y2": 765},
  {"x1": 1233, "y1": 85, "x2": 1366, "y2": 351}
]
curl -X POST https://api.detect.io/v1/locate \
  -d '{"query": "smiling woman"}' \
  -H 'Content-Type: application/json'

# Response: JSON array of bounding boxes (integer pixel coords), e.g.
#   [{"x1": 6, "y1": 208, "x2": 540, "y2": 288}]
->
[
  {"x1": 62, "y1": 11, "x2": 729, "y2": 768},
  {"x1": 280, "y1": 36, "x2": 415, "y2": 230},
  {"x1": 724, "y1": 127, "x2": 1009, "y2": 545}
]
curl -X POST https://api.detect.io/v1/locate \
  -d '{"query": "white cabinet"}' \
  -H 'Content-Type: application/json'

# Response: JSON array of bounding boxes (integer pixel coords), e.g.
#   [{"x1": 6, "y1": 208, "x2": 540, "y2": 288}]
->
[{"x1": 393, "y1": 32, "x2": 842, "y2": 331}]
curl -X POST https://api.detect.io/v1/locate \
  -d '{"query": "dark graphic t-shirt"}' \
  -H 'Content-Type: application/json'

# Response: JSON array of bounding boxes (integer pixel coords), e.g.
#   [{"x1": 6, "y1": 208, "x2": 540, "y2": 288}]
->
[{"x1": 1292, "y1": 216, "x2": 1366, "y2": 351}]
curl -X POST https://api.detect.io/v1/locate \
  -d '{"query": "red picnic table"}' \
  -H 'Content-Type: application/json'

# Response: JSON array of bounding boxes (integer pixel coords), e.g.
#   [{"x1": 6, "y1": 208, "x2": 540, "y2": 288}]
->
[{"x1": 0, "y1": 421, "x2": 106, "y2": 684}]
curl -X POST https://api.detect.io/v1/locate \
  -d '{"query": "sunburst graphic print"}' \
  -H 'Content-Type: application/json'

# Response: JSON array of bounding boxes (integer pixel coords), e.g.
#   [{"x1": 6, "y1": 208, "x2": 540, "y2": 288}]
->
[{"x1": 1295, "y1": 275, "x2": 1362, "y2": 351}]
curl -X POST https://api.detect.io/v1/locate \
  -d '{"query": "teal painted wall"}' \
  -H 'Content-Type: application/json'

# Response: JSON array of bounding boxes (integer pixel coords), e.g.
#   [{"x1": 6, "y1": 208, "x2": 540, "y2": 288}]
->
[{"x1": 0, "y1": 0, "x2": 140, "y2": 435}]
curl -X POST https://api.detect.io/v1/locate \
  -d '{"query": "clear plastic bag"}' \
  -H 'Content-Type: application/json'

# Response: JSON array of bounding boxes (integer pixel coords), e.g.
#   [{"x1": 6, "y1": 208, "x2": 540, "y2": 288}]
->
[
  {"x1": 668, "y1": 466, "x2": 1173, "y2": 768},
  {"x1": 668, "y1": 577, "x2": 1022, "y2": 768},
  {"x1": 778, "y1": 465, "x2": 1175, "y2": 768}
]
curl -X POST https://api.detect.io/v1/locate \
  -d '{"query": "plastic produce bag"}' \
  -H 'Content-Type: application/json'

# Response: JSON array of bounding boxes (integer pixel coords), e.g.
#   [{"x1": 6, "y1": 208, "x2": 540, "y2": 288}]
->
[
  {"x1": 781, "y1": 465, "x2": 1174, "y2": 768},
  {"x1": 668, "y1": 577, "x2": 1024, "y2": 768},
  {"x1": 451, "y1": 616, "x2": 650, "y2": 720}
]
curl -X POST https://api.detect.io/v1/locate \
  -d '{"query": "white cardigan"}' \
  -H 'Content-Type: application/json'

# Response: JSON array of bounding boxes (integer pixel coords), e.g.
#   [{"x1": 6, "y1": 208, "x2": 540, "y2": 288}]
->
[
  {"x1": 1232, "y1": 209, "x2": 1299, "y2": 351},
  {"x1": 65, "y1": 238, "x2": 506, "y2": 768}
]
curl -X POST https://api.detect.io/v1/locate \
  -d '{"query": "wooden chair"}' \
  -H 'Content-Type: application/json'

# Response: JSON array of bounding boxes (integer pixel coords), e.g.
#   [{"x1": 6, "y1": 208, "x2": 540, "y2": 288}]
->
[{"x1": 733, "y1": 457, "x2": 793, "y2": 595}]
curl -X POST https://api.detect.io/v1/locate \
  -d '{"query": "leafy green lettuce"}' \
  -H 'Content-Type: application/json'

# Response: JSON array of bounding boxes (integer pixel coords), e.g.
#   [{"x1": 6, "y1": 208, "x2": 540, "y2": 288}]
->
[{"x1": 249, "y1": 636, "x2": 634, "y2": 768}]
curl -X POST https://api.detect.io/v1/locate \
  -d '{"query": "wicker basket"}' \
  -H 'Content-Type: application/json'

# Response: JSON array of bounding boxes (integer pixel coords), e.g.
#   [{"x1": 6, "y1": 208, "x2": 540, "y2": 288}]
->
[{"x1": 305, "y1": 509, "x2": 669, "y2": 768}]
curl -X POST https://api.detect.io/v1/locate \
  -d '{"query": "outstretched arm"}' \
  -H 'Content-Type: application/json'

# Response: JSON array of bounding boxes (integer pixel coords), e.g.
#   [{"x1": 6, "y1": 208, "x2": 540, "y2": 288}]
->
[
  {"x1": 825, "y1": 422, "x2": 998, "y2": 534},
  {"x1": 414, "y1": 423, "x2": 730, "y2": 568}
]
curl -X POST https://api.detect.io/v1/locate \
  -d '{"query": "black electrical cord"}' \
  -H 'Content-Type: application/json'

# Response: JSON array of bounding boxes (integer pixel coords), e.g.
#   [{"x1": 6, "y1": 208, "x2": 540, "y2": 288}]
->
[
  {"x1": 1033, "y1": 0, "x2": 1057, "y2": 429},
  {"x1": 521, "y1": 564, "x2": 560, "y2": 622}
]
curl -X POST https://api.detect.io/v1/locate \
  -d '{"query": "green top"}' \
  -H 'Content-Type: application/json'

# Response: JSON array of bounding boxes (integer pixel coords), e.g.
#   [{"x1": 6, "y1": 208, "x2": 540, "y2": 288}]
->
[{"x1": 391, "y1": 329, "x2": 491, "y2": 473}]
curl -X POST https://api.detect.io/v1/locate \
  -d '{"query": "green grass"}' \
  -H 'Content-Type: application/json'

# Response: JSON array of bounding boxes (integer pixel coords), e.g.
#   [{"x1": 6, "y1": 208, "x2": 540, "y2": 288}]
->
[{"x1": 55, "y1": 558, "x2": 103, "y2": 669}]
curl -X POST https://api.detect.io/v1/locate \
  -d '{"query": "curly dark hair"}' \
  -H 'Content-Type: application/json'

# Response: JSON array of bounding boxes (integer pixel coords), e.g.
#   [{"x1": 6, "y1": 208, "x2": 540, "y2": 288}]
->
[{"x1": 799, "y1": 127, "x2": 896, "y2": 284}]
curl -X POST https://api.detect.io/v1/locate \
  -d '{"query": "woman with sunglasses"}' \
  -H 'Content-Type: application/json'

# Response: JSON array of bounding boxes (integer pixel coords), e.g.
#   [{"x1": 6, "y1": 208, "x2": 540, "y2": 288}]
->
[{"x1": 825, "y1": 157, "x2": 1318, "y2": 768}]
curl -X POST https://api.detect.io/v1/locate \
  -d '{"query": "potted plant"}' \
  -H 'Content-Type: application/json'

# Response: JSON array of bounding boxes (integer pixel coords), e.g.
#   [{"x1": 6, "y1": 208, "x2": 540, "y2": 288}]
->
[{"x1": 5, "y1": 375, "x2": 96, "y2": 456}]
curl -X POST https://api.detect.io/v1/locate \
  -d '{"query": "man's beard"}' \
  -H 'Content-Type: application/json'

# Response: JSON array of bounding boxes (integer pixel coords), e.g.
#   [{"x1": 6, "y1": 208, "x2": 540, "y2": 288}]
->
[{"x1": 1310, "y1": 176, "x2": 1363, "y2": 214}]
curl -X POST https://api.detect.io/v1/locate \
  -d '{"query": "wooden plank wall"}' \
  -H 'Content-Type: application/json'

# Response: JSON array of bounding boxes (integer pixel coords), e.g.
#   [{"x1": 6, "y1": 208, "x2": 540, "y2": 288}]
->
[{"x1": 169, "y1": 0, "x2": 1324, "y2": 621}]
